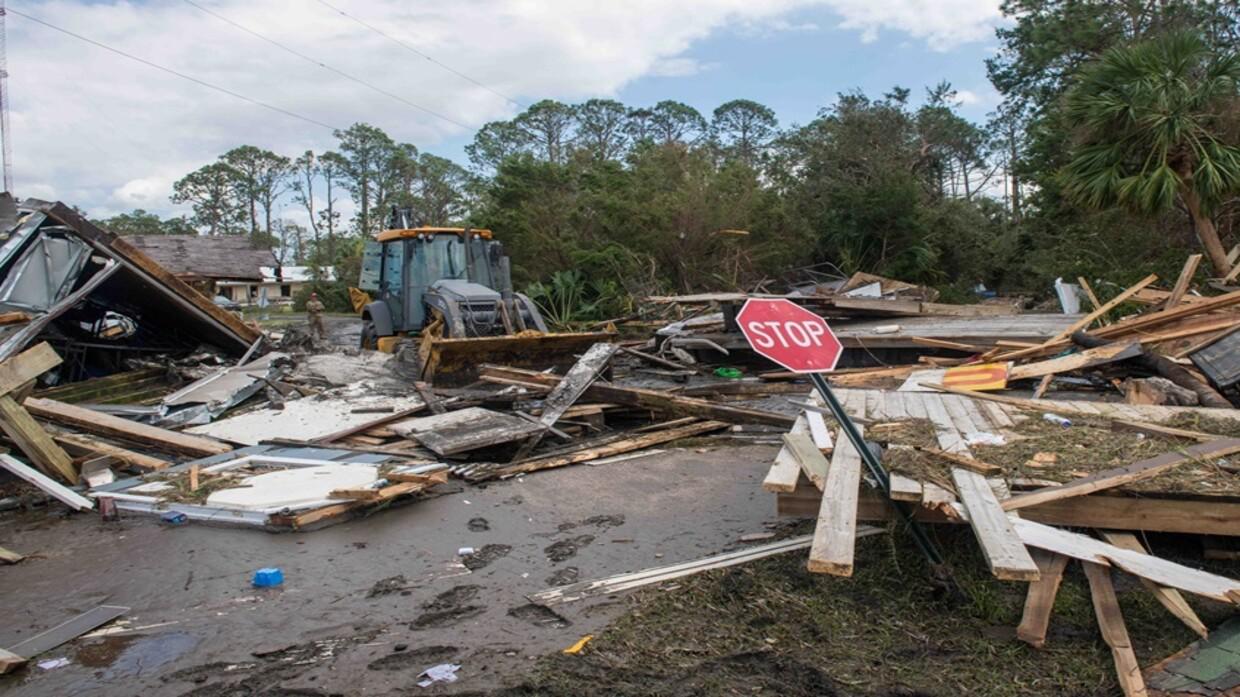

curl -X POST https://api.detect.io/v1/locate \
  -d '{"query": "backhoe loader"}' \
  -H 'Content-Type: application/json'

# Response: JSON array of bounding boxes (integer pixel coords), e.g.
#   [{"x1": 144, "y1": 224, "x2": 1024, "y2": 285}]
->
[{"x1": 357, "y1": 209, "x2": 612, "y2": 384}]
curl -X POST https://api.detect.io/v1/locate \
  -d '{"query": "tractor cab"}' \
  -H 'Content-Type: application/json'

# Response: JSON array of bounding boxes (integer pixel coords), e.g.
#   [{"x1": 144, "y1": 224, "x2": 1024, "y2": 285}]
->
[{"x1": 358, "y1": 221, "x2": 547, "y2": 351}]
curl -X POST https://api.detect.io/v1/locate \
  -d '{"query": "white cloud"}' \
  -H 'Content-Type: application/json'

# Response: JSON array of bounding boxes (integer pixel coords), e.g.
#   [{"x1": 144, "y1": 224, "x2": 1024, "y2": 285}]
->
[
  {"x1": 6, "y1": 0, "x2": 1004, "y2": 217},
  {"x1": 955, "y1": 89, "x2": 982, "y2": 105}
]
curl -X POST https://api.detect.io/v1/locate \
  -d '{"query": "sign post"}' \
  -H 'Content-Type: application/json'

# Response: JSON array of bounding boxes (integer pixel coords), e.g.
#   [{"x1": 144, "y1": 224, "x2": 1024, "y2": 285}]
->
[{"x1": 736, "y1": 299, "x2": 945, "y2": 570}]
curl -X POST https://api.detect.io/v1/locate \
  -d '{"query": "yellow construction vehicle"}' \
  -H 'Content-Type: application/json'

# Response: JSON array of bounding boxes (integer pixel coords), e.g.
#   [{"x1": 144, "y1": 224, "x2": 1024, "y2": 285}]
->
[{"x1": 356, "y1": 213, "x2": 612, "y2": 384}]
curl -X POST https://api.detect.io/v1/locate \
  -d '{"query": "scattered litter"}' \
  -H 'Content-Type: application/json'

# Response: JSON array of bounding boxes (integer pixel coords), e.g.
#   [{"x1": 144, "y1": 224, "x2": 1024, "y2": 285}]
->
[
  {"x1": 252, "y1": 568, "x2": 284, "y2": 588},
  {"x1": 416, "y1": 662, "x2": 460, "y2": 687},
  {"x1": 37, "y1": 657, "x2": 69, "y2": 670},
  {"x1": 562, "y1": 635, "x2": 593, "y2": 655}
]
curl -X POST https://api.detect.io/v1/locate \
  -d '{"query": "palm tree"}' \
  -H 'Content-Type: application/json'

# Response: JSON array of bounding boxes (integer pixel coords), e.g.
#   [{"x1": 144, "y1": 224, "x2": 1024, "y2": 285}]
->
[{"x1": 1062, "y1": 31, "x2": 1240, "y2": 276}]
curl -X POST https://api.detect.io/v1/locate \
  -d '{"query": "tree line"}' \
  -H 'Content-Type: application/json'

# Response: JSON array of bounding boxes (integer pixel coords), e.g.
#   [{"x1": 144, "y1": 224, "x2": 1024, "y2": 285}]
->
[{"x1": 94, "y1": 0, "x2": 1240, "y2": 317}]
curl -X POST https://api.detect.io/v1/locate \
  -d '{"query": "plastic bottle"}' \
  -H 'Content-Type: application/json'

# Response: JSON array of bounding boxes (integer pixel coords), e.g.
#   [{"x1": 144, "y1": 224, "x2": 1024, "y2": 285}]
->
[{"x1": 1042, "y1": 413, "x2": 1072, "y2": 428}]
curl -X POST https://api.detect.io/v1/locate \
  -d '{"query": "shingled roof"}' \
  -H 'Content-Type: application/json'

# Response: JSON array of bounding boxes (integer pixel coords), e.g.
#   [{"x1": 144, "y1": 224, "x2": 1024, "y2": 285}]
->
[{"x1": 121, "y1": 235, "x2": 278, "y2": 282}]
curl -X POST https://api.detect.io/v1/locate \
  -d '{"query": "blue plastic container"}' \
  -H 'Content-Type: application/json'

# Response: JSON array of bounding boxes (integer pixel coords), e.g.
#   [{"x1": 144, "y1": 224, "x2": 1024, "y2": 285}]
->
[
  {"x1": 161, "y1": 511, "x2": 188, "y2": 525},
  {"x1": 252, "y1": 567, "x2": 284, "y2": 588}
]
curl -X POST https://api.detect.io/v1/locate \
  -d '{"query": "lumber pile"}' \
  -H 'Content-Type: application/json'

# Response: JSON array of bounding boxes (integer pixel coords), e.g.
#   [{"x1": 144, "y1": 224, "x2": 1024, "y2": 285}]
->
[{"x1": 764, "y1": 384, "x2": 1240, "y2": 697}]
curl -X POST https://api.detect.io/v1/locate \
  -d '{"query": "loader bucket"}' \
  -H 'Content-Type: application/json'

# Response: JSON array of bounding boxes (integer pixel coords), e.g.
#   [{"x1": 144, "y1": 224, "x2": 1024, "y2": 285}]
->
[{"x1": 421, "y1": 331, "x2": 616, "y2": 385}]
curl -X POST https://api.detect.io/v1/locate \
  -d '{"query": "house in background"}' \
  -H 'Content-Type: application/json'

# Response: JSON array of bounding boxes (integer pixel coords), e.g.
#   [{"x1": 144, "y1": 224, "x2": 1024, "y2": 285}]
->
[
  {"x1": 122, "y1": 235, "x2": 277, "y2": 302},
  {"x1": 121, "y1": 236, "x2": 335, "y2": 306},
  {"x1": 220, "y1": 265, "x2": 337, "y2": 306}
]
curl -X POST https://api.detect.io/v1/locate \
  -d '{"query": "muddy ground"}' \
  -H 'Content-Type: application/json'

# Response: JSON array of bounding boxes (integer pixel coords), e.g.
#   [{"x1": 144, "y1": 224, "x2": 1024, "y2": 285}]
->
[{"x1": 0, "y1": 443, "x2": 782, "y2": 696}]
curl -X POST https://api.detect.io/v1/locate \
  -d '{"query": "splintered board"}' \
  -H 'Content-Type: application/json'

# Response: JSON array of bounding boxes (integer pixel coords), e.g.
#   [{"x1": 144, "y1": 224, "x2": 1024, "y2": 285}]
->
[{"x1": 390, "y1": 407, "x2": 544, "y2": 456}]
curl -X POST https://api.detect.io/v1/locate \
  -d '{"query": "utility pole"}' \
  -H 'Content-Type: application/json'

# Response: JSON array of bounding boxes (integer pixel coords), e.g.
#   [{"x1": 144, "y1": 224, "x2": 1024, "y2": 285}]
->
[{"x1": 0, "y1": 0, "x2": 12, "y2": 192}]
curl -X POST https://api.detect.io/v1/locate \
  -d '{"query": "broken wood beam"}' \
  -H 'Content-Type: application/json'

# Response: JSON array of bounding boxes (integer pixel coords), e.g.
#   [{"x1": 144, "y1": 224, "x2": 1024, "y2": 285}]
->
[
  {"x1": 1070, "y1": 332, "x2": 1230, "y2": 408},
  {"x1": 1165, "y1": 254, "x2": 1203, "y2": 309},
  {"x1": 807, "y1": 425, "x2": 864, "y2": 576},
  {"x1": 0, "y1": 453, "x2": 93, "y2": 511},
  {"x1": 919, "y1": 447, "x2": 1001, "y2": 475},
  {"x1": 1082, "y1": 561, "x2": 1149, "y2": 697},
  {"x1": 478, "y1": 419, "x2": 729, "y2": 480},
  {"x1": 1016, "y1": 549, "x2": 1069, "y2": 648},
  {"x1": 762, "y1": 415, "x2": 808, "y2": 493},
  {"x1": 1110, "y1": 419, "x2": 1218, "y2": 443},
  {"x1": 0, "y1": 545, "x2": 24, "y2": 564},
  {"x1": 1099, "y1": 531, "x2": 1208, "y2": 639},
  {"x1": 25, "y1": 398, "x2": 233, "y2": 457},
  {"x1": 953, "y1": 467, "x2": 1040, "y2": 581},
  {"x1": 1002, "y1": 438, "x2": 1240, "y2": 512},
  {"x1": 479, "y1": 365, "x2": 795, "y2": 427},
  {"x1": 782, "y1": 431, "x2": 829, "y2": 491},
  {"x1": 0, "y1": 396, "x2": 78, "y2": 483},
  {"x1": 1008, "y1": 341, "x2": 1141, "y2": 381},
  {"x1": 0, "y1": 343, "x2": 77, "y2": 482}
]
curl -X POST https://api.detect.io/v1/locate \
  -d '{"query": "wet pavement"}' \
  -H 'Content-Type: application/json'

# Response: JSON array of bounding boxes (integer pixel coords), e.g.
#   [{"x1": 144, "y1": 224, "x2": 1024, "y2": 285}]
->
[{"x1": 0, "y1": 442, "x2": 780, "y2": 696}]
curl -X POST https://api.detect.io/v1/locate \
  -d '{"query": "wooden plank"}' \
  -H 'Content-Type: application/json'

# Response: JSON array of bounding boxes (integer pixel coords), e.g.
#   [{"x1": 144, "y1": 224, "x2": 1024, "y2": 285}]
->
[
  {"x1": 0, "y1": 454, "x2": 93, "y2": 510},
  {"x1": 1011, "y1": 517, "x2": 1240, "y2": 603},
  {"x1": 1002, "y1": 438, "x2": 1240, "y2": 512},
  {"x1": 1016, "y1": 549, "x2": 1070, "y2": 648},
  {"x1": 0, "y1": 395, "x2": 78, "y2": 482},
  {"x1": 762, "y1": 415, "x2": 808, "y2": 493},
  {"x1": 480, "y1": 420, "x2": 729, "y2": 480},
  {"x1": 888, "y1": 472, "x2": 923, "y2": 501},
  {"x1": 1165, "y1": 254, "x2": 1203, "y2": 309},
  {"x1": 1077, "y1": 277, "x2": 1105, "y2": 318},
  {"x1": 516, "y1": 343, "x2": 618, "y2": 457},
  {"x1": 6, "y1": 605, "x2": 128, "y2": 659},
  {"x1": 25, "y1": 398, "x2": 232, "y2": 457},
  {"x1": 783, "y1": 431, "x2": 830, "y2": 491},
  {"x1": 912, "y1": 336, "x2": 988, "y2": 352},
  {"x1": 534, "y1": 535, "x2": 814, "y2": 603},
  {"x1": 0, "y1": 343, "x2": 60, "y2": 399},
  {"x1": 1049, "y1": 274, "x2": 1159, "y2": 344},
  {"x1": 921, "y1": 481, "x2": 957, "y2": 508},
  {"x1": 921, "y1": 447, "x2": 1001, "y2": 475},
  {"x1": 0, "y1": 648, "x2": 25, "y2": 674},
  {"x1": 778, "y1": 484, "x2": 1240, "y2": 537},
  {"x1": 379, "y1": 407, "x2": 544, "y2": 456},
  {"x1": 807, "y1": 425, "x2": 864, "y2": 576},
  {"x1": 1110, "y1": 419, "x2": 1217, "y2": 443},
  {"x1": 1009, "y1": 341, "x2": 1141, "y2": 381},
  {"x1": 1099, "y1": 531, "x2": 1208, "y2": 638},
  {"x1": 882, "y1": 391, "x2": 908, "y2": 420},
  {"x1": 479, "y1": 365, "x2": 795, "y2": 427},
  {"x1": 271, "y1": 470, "x2": 447, "y2": 529},
  {"x1": 953, "y1": 468, "x2": 1040, "y2": 581},
  {"x1": 1082, "y1": 562, "x2": 1149, "y2": 697},
  {"x1": 805, "y1": 410, "x2": 834, "y2": 451},
  {"x1": 48, "y1": 433, "x2": 166, "y2": 472}
]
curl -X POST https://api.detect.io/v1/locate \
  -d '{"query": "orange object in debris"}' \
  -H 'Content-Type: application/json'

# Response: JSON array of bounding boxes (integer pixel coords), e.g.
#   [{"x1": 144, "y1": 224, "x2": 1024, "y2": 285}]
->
[{"x1": 942, "y1": 362, "x2": 1010, "y2": 392}]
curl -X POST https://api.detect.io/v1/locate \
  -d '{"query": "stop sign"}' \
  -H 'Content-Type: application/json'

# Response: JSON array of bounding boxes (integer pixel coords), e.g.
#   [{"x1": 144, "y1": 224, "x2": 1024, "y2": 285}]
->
[{"x1": 736, "y1": 299, "x2": 843, "y2": 373}]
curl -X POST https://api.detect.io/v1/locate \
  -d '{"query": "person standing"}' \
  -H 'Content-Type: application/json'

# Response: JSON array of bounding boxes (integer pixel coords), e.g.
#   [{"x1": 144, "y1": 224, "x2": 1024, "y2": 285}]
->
[{"x1": 306, "y1": 292, "x2": 326, "y2": 341}]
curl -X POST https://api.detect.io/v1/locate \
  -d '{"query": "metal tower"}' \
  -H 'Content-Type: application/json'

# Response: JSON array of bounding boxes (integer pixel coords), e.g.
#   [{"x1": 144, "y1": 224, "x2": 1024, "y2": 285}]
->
[{"x1": 0, "y1": 0, "x2": 13, "y2": 193}]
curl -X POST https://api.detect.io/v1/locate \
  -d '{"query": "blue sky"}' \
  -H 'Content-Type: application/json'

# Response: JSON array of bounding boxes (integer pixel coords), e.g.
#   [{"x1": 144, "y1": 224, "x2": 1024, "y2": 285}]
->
[{"x1": 428, "y1": 6, "x2": 1001, "y2": 165}]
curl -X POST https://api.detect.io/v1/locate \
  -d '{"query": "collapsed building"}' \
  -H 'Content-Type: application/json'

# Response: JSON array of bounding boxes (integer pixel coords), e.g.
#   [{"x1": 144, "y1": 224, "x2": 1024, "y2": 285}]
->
[{"x1": 0, "y1": 197, "x2": 260, "y2": 383}]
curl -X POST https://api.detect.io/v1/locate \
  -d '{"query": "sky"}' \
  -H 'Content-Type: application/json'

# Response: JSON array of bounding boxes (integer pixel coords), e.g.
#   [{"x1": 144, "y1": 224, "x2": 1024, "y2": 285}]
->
[{"x1": 5, "y1": 0, "x2": 1008, "y2": 219}]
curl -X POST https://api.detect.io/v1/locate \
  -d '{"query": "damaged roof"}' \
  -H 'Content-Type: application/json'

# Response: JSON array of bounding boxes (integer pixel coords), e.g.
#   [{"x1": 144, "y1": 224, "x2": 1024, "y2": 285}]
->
[
  {"x1": 121, "y1": 234, "x2": 278, "y2": 282},
  {"x1": 0, "y1": 198, "x2": 262, "y2": 379}
]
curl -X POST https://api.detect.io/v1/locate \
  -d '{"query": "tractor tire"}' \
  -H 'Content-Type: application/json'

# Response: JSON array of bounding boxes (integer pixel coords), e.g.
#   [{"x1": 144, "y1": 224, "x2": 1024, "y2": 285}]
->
[{"x1": 360, "y1": 319, "x2": 379, "y2": 350}]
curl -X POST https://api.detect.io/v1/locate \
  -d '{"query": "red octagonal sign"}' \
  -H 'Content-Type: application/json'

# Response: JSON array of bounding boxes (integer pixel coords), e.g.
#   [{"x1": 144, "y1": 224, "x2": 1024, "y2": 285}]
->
[{"x1": 736, "y1": 299, "x2": 843, "y2": 373}]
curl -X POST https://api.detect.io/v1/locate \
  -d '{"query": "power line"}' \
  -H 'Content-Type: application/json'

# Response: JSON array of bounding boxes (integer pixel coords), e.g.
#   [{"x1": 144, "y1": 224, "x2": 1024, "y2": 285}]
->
[
  {"x1": 8, "y1": 7, "x2": 339, "y2": 132},
  {"x1": 182, "y1": 0, "x2": 470, "y2": 130},
  {"x1": 312, "y1": 0, "x2": 524, "y2": 109}
]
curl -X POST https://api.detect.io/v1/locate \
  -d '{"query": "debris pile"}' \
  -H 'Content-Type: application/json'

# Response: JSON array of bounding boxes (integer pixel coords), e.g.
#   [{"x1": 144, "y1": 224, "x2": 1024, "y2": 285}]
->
[{"x1": 745, "y1": 258, "x2": 1240, "y2": 697}]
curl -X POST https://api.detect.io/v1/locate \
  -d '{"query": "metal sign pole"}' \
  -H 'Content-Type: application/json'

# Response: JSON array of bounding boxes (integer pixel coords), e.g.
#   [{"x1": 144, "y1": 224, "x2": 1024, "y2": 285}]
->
[{"x1": 809, "y1": 372, "x2": 946, "y2": 569}]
